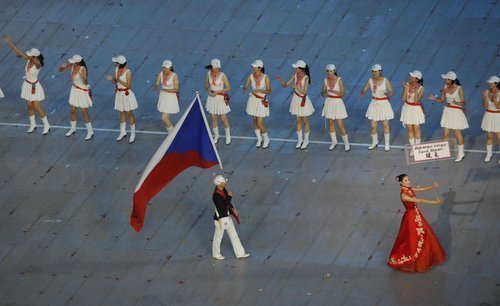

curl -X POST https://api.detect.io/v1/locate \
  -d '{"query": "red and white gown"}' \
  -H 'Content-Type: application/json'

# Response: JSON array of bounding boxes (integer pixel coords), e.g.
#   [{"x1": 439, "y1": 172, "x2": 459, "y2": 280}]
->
[{"x1": 388, "y1": 187, "x2": 446, "y2": 272}]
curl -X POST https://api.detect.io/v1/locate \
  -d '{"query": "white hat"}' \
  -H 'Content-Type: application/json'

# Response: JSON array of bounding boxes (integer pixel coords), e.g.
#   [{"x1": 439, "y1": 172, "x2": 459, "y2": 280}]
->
[
  {"x1": 112, "y1": 55, "x2": 127, "y2": 64},
  {"x1": 487, "y1": 76, "x2": 500, "y2": 83},
  {"x1": 292, "y1": 60, "x2": 307, "y2": 68},
  {"x1": 26, "y1": 48, "x2": 41, "y2": 57},
  {"x1": 409, "y1": 70, "x2": 422, "y2": 79},
  {"x1": 371, "y1": 64, "x2": 382, "y2": 71},
  {"x1": 441, "y1": 71, "x2": 457, "y2": 80},
  {"x1": 213, "y1": 175, "x2": 227, "y2": 185},
  {"x1": 251, "y1": 59, "x2": 264, "y2": 68},
  {"x1": 68, "y1": 54, "x2": 83, "y2": 63},
  {"x1": 326, "y1": 64, "x2": 336, "y2": 71},
  {"x1": 211, "y1": 58, "x2": 221, "y2": 69},
  {"x1": 162, "y1": 60, "x2": 173, "y2": 69}
]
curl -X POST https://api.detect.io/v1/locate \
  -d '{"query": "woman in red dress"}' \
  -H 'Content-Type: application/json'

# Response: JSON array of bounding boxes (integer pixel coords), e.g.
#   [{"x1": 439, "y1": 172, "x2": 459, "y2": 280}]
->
[{"x1": 388, "y1": 174, "x2": 446, "y2": 272}]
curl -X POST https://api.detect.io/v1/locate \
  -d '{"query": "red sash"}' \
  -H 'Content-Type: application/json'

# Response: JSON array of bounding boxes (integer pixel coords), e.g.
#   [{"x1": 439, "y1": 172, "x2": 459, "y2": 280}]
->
[
  {"x1": 73, "y1": 84, "x2": 93, "y2": 100},
  {"x1": 373, "y1": 97, "x2": 389, "y2": 101},
  {"x1": 327, "y1": 94, "x2": 342, "y2": 99},
  {"x1": 25, "y1": 79, "x2": 38, "y2": 94},
  {"x1": 252, "y1": 92, "x2": 269, "y2": 108},
  {"x1": 217, "y1": 93, "x2": 230, "y2": 105},
  {"x1": 486, "y1": 109, "x2": 500, "y2": 113},
  {"x1": 446, "y1": 103, "x2": 465, "y2": 114},
  {"x1": 405, "y1": 100, "x2": 424, "y2": 112},
  {"x1": 115, "y1": 86, "x2": 130, "y2": 96},
  {"x1": 294, "y1": 90, "x2": 307, "y2": 107}
]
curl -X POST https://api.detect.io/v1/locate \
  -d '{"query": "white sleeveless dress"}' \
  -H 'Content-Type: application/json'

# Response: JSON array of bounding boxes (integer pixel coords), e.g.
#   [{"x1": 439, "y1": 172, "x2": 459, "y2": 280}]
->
[
  {"x1": 289, "y1": 75, "x2": 314, "y2": 117},
  {"x1": 157, "y1": 72, "x2": 180, "y2": 114},
  {"x1": 365, "y1": 78, "x2": 394, "y2": 121},
  {"x1": 21, "y1": 61, "x2": 45, "y2": 101},
  {"x1": 205, "y1": 71, "x2": 230, "y2": 115},
  {"x1": 245, "y1": 73, "x2": 270, "y2": 118},
  {"x1": 114, "y1": 68, "x2": 138, "y2": 112},
  {"x1": 440, "y1": 86, "x2": 468, "y2": 130},
  {"x1": 400, "y1": 85, "x2": 425, "y2": 125},
  {"x1": 69, "y1": 66, "x2": 92, "y2": 108},
  {"x1": 321, "y1": 77, "x2": 348, "y2": 120},
  {"x1": 481, "y1": 91, "x2": 499, "y2": 132}
]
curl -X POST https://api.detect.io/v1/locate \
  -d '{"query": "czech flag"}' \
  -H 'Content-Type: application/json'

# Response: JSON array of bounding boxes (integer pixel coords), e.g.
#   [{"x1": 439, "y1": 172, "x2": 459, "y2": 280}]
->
[{"x1": 130, "y1": 94, "x2": 222, "y2": 232}]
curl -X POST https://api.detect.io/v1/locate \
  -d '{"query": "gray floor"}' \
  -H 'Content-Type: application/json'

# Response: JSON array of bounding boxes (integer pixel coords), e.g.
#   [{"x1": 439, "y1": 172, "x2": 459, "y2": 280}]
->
[{"x1": 0, "y1": 0, "x2": 499, "y2": 305}]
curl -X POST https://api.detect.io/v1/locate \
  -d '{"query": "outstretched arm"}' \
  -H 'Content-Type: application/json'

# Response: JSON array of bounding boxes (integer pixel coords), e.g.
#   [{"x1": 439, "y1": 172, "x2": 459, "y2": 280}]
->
[
  {"x1": 401, "y1": 193, "x2": 442, "y2": 205},
  {"x1": 3, "y1": 35, "x2": 30, "y2": 61},
  {"x1": 413, "y1": 182, "x2": 439, "y2": 192}
]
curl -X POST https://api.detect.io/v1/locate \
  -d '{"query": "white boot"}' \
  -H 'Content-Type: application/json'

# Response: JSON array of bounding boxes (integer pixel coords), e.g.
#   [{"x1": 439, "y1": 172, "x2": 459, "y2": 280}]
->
[
  {"x1": 166, "y1": 125, "x2": 174, "y2": 134},
  {"x1": 225, "y1": 128, "x2": 231, "y2": 145},
  {"x1": 329, "y1": 132, "x2": 337, "y2": 150},
  {"x1": 129, "y1": 124, "x2": 136, "y2": 143},
  {"x1": 27, "y1": 115, "x2": 36, "y2": 133},
  {"x1": 384, "y1": 133, "x2": 390, "y2": 151},
  {"x1": 212, "y1": 127, "x2": 219, "y2": 144},
  {"x1": 262, "y1": 132, "x2": 270, "y2": 149},
  {"x1": 41, "y1": 117, "x2": 50, "y2": 135},
  {"x1": 254, "y1": 129, "x2": 262, "y2": 147},
  {"x1": 368, "y1": 134, "x2": 378, "y2": 150},
  {"x1": 296, "y1": 130, "x2": 303, "y2": 149},
  {"x1": 455, "y1": 144, "x2": 465, "y2": 162},
  {"x1": 342, "y1": 134, "x2": 350, "y2": 152},
  {"x1": 409, "y1": 138, "x2": 415, "y2": 157},
  {"x1": 85, "y1": 122, "x2": 94, "y2": 141},
  {"x1": 116, "y1": 122, "x2": 127, "y2": 141},
  {"x1": 66, "y1": 121, "x2": 77, "y2": 137},
  {"x1": 301, "y1": 131, "x2": 310, "y2": 149},
  {"x1": 484, "y1": 144, "x2": 492, "y2": 163}
]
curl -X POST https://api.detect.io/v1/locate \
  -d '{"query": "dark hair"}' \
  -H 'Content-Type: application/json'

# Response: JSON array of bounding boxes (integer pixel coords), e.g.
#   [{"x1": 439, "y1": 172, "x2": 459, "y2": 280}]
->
[
  {"x1": 417, "y1": 78, "x2": 424, "y2": 86},
  {"x1": 497, "y1": 82, "x2": 500, "y2": 90},
  {"x1": 77, "y1": 59, "x2": 88, "y2": 76},
  {"x1": 451, "y1": 79, "x2": 461, "y2": 86},
  {"x1": 296, "y1": 66, "x2": 311, "y2": 83},
  {"x1": 395, "y1": 174, "x2": 408, "y2": 184},
  {"x1": 37, "y1": 54, "x2": 45, "y2": 67},
  {"x1": 261, "y1": 66, "x2": 265, "y2": 73},
  {"x1": 205, "y1": 64, "x2": 212, "y2": 70},
  {"x1": 119, "y1": 62, "x2": 127, "y2": 69}
]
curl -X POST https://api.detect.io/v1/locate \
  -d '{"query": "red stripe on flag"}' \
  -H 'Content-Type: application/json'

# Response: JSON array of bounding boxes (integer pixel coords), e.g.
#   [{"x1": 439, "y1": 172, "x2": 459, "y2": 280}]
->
[{"x1": 130, "y1": 150, "x2": 218, "y2": 232}]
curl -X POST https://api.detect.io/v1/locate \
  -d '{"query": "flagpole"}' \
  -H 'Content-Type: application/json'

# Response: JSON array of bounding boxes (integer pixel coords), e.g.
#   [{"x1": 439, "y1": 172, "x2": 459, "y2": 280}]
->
[{"x1": 196, "y1": 91, "x2": 224, "y2": 170}]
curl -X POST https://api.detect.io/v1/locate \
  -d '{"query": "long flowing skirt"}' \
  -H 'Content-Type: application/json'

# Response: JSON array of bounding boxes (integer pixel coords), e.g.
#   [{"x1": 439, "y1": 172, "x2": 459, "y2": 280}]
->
[{"x1": 388, "y1": 207, "x2": 446, "y2": 272}]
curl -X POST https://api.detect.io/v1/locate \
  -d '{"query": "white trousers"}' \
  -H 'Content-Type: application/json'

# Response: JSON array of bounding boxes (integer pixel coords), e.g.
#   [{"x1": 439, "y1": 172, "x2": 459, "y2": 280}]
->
[{"x1": 212, "y1": 217, "x2": 246, "y2": 257}]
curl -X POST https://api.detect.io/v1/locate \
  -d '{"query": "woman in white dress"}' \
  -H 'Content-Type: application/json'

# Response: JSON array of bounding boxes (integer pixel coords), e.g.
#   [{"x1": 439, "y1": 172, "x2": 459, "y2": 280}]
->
[
  {"x1": 360, "y1": 64, "x2": 394, "y2": 151},
  {"x1": 0, "y1": 87, "x2": 4, "y2": 99},
  {"x1": 276, "y1": 60, "x2": 315, "y2": 149},
  {"x1": 3, "y1": 35, "x2": 50, "y2": 134},
  {"x1": 243, "y1": 59, "x2": 271, "y2": 149},
  {"x1": 58, "y1": 54, "x2": 94, "y2": 140},
  {"x1": 400, "y1": 70, "x2": 425, "y2": 155},
  {"x1": 321, "y1": 64, "x2": 350, "y2": 151},
  {"x1": 428, "y1": 71, "x2": 468, "y2": 162},
  {"x1": 205, "y1": 58, "x2": 231, "y2": 145},
  {"x1": 154, "y1": 59, "x2": 179, "y2": 133},
  {"x1": 480, "y1": 76, "x2": 500, "y2": 163},
  {"x1": 105, "y1": 55, "x2": 138, "y2": 143}
]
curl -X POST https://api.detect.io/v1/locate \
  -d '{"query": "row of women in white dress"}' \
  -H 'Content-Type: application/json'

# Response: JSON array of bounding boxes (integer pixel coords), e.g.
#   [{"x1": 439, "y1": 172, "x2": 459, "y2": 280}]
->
[{"x1": 2, "y1": 36, "x2": 498, "y2": 163}]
